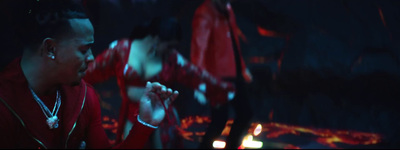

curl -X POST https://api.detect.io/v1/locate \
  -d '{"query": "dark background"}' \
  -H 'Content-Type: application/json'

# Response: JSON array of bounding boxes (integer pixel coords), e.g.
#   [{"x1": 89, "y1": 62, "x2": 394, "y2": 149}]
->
[{"x1": 1, "y1": 0, "x2": 400, "y2": 148}]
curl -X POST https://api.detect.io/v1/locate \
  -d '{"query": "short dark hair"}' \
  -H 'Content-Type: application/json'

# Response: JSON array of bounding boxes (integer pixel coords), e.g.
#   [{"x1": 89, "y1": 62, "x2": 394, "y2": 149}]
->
[
  {"x1": 129, "y1": 16, "x2": 182, "y2": 42},
  {"x1": 15, "y1": 0, "x2": 88, "y2": 47}
]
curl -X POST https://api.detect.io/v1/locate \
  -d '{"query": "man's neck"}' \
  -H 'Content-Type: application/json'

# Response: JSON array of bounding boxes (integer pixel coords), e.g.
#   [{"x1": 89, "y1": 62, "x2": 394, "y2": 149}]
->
[{"x1": 21, "y1": 53, "x2": 58, "y2": 96}]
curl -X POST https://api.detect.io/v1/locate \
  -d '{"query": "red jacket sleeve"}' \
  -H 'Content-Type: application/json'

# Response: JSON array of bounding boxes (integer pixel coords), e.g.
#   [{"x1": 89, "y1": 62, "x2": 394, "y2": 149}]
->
[{"x1": 190, "y1": 11, "x2": 212, "y2": 69}]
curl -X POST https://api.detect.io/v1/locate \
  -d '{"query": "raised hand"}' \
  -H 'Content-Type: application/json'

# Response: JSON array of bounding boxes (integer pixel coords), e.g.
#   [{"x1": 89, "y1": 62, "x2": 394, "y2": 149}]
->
[
  {"x1": 243, "y1": 68, "x2": 253, "y2": 83},
  {"x1": 138, "y1": 82, "x2": 179, "y2": 126}
]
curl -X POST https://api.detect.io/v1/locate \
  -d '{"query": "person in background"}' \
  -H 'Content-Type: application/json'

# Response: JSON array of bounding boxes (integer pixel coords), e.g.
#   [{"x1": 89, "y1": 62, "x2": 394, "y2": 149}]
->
[
  {"x1": 84, "y1": 16, "x2": 235, "y2": 149},
  {"x1": 0, "y1": 0, "x2": 178, "y2": 149},
  {"x1": 190, "y1": 0, "x2": 254, "y2": 149}
]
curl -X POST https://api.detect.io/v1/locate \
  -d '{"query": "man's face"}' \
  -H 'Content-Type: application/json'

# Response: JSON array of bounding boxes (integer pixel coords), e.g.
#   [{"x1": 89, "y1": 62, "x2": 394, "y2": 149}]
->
[{"x1": 54, "y1": 18, "x2": 94, "y2": 86}]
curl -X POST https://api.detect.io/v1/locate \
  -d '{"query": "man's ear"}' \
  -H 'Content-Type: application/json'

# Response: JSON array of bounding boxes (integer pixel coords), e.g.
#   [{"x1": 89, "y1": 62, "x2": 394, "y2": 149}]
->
[{"x1": 41, "y1": 38, "x2": 56, "y2": 60}]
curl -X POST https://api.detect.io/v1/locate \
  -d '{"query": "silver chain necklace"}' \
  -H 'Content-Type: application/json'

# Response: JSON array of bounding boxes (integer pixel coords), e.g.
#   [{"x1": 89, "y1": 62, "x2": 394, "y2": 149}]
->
[{"x1": 29, "y1": 87, "x2": 61, "y2": 129}]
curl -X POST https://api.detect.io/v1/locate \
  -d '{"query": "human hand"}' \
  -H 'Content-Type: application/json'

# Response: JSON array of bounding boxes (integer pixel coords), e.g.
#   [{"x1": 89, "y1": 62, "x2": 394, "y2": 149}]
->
[
  {"x1": 243, "y1": 68, "x2": 253, "y2": 83},
  {"x1": 194, "y1": 89, "x2": 207, "y2": 105},
  {"x1": 138, "y1": 82, "x2": 179, "y2": 126}
]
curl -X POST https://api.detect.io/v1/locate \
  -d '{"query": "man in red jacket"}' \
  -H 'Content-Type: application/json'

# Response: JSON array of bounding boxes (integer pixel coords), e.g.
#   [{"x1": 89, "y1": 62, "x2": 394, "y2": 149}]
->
[
  {"x1": 0, "y1": 0, "x2": 178, "y2": 149},
  {"x1": 191, "y1": 0, "x2": 254, "y2": 149}
]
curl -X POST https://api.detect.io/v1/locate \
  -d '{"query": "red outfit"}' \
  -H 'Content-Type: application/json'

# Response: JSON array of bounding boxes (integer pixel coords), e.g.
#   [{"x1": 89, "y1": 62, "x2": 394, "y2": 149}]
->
[
  {"x1": 191, "y1": 1, "x2": 254, "y2": 149},
  {"x1": 0, "y1": 58, "x2": 154, "y2": 149},
  {"x1": 84, "y1": 39, "x2": 234, "y2": 147},
  {"x1": 191, "y1": 0, "x2": 248, "y2": 79}
]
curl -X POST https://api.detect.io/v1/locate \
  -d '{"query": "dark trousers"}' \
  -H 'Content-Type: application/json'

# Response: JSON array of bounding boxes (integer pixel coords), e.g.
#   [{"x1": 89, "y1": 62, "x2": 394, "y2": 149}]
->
[{"x1": 198, "y1": 77, "x2": 253, "y2": 149}]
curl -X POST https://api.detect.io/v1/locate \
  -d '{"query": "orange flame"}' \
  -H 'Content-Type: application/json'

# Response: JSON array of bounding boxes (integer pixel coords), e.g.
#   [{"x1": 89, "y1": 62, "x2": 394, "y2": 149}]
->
[
  {"x1": 102, "y1": 115, "x2": 119, "y2": 144},
  {"x1": 102, "y1": 115, "x2": 118, "y2": 131},
  {"x1": 176, "y1": 126, "x2": 195, "y2": 141},
  {"x1": 177, "y1": 116, "x2": 382, "y2": 149},
  {"x1": 180, "y1": 115, "x2": 211, "y2": 129},
  {"x1": 178, "y1": 116, "x2": 212, "y2": 141},
  {"x1": 221, "y1": 120, "x2": 234, "y2": 136}
]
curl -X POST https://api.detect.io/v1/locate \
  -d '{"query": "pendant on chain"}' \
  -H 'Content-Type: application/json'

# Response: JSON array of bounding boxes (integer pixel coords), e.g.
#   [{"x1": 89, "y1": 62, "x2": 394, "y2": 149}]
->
[{"x1": 46, "y1": 116, "x2": 59, "y2": 129}]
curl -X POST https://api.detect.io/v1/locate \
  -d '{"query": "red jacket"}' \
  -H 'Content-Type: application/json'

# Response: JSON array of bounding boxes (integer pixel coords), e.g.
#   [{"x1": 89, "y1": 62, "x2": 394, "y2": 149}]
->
[
  {"x1": 84, "y1": 39, "x2": 235, "y2": 144},
  {"x1": 0, "y1": 58, "x2": 154, "y2": 149},
  {"x1": 191, "y1": 0, "x2": 248, "y2": 79}
]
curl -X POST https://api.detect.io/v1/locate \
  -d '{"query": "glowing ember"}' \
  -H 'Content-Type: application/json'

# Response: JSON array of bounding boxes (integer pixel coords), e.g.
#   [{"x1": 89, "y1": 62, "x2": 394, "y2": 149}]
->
[
  {"x1": 178, "y1": 116, "x2": 211, "y2": 141},
  {"x1": 180, "y1": 115, "x2": 211, "y2": 130},
  {"x1": 178, "y1": 116, "x2": 382, "y2": 149},
  {"x1": 176, "y1": 126, "x2": 194, "y2": 141},
  {"x1": 102, "y1": 116, "x2": 118, "y2": 130},
  {"x1": 257, "y1": 26, "x2": 280, "y2": 37},
  {"x1": 102, "y1": 115, "x2": 119, "y2": 144},
  {"x1": 103, "y1": 116, "x2": 118, "y2": 130},
  {"x1": 103, "y1": 116, "x2": 110, "y2": 121}
]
